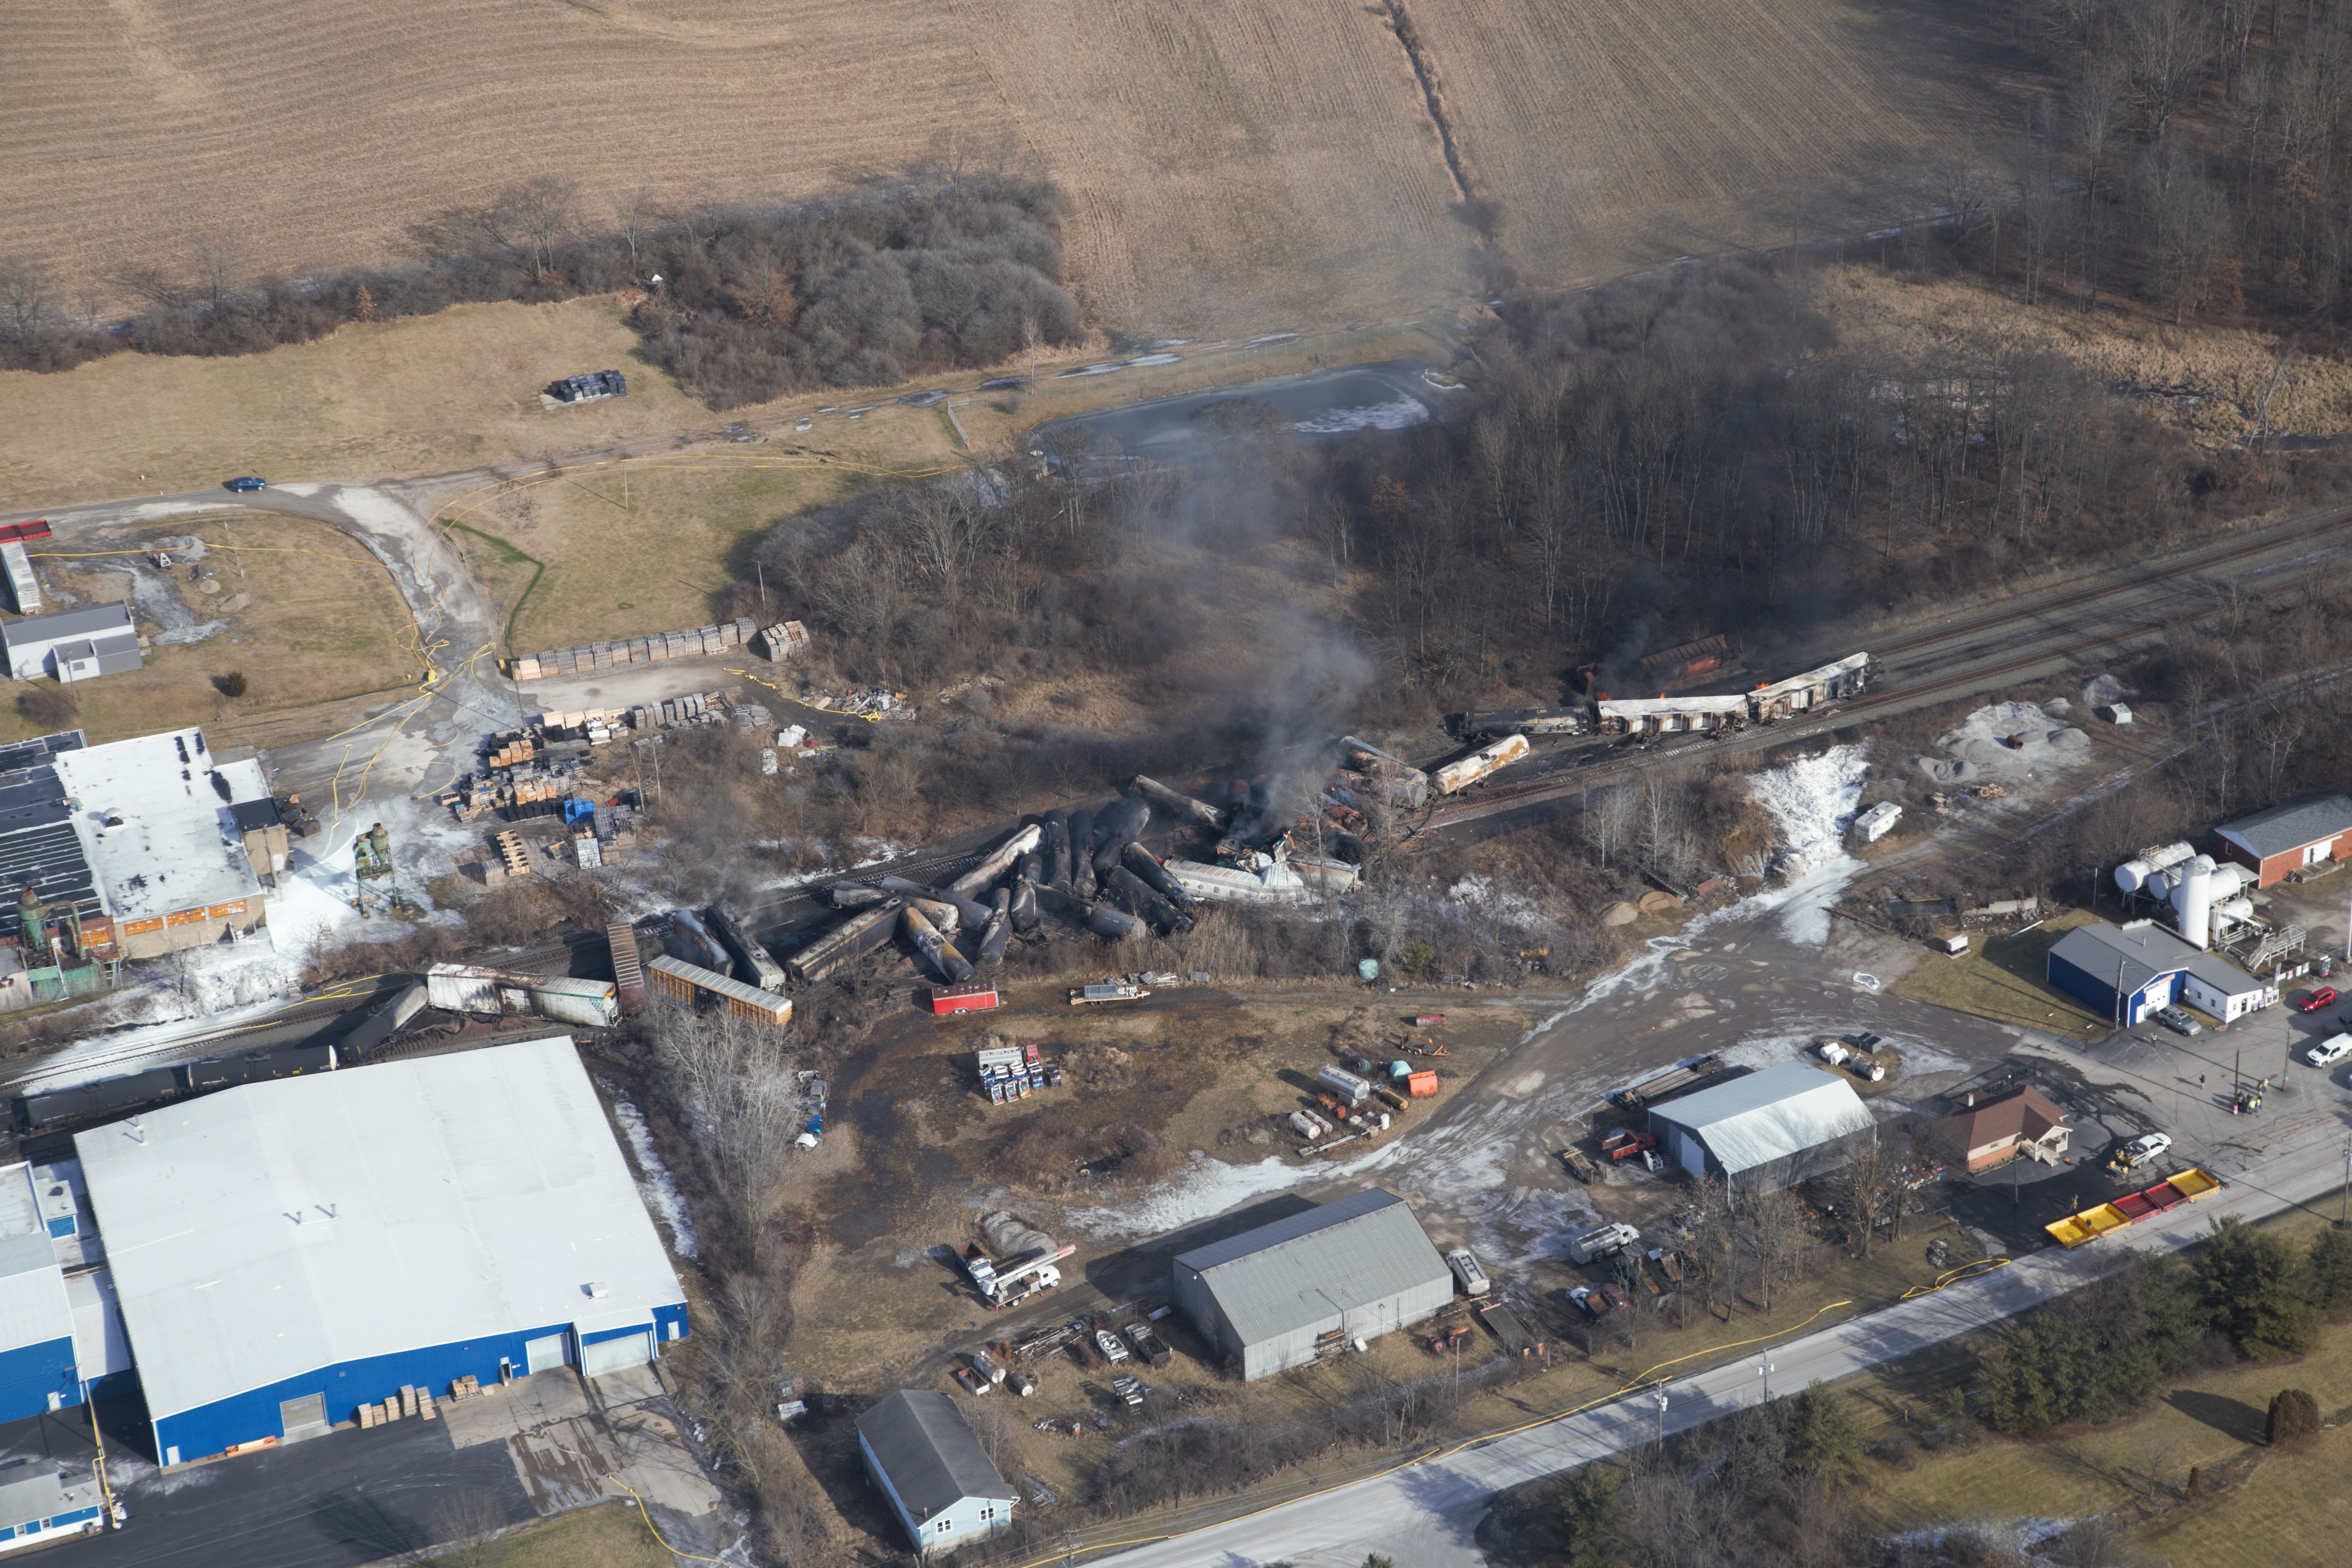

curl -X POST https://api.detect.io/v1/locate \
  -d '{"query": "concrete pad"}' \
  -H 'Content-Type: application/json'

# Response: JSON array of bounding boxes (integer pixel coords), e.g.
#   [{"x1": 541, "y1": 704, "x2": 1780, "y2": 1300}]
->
[
  {"x1": 586, "y1": 1362, "x2": 665, "y2": 1410},
  {"x1": 440, "y1": 1370, "x2": 593, "y2": 1450}
]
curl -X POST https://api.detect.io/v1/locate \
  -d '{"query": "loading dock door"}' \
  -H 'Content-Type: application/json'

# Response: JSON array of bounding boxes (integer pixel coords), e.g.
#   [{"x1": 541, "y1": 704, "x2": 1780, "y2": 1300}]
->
[
  {"x1": 582, "y1": 1330, "x2": 653, "y2": 1378},
  {"x1": 524, "y1": 1333, "x2": 568, "y2": 1375},
  {"x1": 279, "y1": 1392, "x2": 328, "y2": 1441}
]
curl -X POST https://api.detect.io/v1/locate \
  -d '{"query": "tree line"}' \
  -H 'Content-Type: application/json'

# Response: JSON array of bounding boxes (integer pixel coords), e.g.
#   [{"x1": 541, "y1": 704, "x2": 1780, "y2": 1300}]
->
[
  {"x1": 1986, "y1": 1218, "x2": 2352, "y2": 1435},
  {"x1": 0, "y1": 152, "x2": 1080, "y2": 402}
]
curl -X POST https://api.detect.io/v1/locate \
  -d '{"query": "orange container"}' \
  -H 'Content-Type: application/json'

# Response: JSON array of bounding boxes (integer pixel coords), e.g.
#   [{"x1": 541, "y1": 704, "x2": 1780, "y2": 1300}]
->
[{"x1": 1407, "y1": 1070, "x2": 1440, "y2": 1097}]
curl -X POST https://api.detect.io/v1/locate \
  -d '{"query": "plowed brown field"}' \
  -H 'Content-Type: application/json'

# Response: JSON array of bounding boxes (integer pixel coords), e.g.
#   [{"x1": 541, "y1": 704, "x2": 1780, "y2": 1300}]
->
[{"x1": 4, "y1": 0, "x2": 2015, "y2": 332}]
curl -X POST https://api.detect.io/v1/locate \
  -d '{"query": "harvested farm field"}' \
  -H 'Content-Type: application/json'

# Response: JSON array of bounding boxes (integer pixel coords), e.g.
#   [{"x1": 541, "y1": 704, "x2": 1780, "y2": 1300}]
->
[{"x1": 11, "y1": 0, "x2": 2021, "y2": 334}]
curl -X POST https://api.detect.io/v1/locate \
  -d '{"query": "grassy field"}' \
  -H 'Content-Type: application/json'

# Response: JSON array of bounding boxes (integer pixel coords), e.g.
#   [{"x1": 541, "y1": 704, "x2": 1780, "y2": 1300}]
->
[
  {"x1": 9, "y1": 0, "x2": 2018, "y2": 341},
  {"x1": 0, "y1": 512, "x2": 421, "y2": 748},
  {"x1": 422, "y1": 1502, "x2": 672, "y2": 1568},
  {"x1": 1891, "y1": 907, "x2": 2110, "y2": 1038},
  {"x1": 0, "y1": 299, "x2": 723, "y2": 512}
]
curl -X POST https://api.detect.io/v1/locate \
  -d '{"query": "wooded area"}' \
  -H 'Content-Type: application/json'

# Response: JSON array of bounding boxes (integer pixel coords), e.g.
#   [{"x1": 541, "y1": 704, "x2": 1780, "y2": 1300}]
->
[{"x1": 0, "y1": 159, "x2": 1080, "y2": 399}]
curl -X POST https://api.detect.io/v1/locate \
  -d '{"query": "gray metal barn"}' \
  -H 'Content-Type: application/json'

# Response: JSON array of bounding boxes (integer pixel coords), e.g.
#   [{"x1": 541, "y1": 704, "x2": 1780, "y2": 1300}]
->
[
  {"x1": 1645, "y1": 1060, "x2": 1877, "y2": 1193},
  {"x1": 1170, "y1": 1188, "x2": 1452, "y2": 1380}
]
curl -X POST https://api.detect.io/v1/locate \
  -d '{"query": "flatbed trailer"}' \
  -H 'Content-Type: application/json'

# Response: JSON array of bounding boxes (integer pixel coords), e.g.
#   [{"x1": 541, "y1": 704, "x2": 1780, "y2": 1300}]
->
[
  {"x1": 2045, "y1": 1167, "x2": 2222, "y2": 1248},
  {"x1": 1609, "y1": 1054, "x2": 1726, "y2": 1112}
]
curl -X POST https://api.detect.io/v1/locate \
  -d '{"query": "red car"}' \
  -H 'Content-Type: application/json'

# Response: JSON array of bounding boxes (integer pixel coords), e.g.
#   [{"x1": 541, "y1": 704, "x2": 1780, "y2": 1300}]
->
[{"x1": 2297, "y1": 986, "x2": 2339, "y2": 1013}]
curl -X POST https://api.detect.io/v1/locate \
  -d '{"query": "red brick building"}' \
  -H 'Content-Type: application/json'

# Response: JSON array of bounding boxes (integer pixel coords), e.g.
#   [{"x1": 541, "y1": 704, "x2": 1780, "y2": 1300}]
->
[
  {"x1": 1924, "y1": 1086, "x2": 2071, "y2": 1175},
  {"x1": 2214, "y1": 793, "x2": 2352, "y2": 888}
]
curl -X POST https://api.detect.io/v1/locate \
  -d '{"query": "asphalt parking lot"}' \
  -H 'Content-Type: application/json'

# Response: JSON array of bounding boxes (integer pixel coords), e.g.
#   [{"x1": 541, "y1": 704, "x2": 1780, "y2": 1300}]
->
[{"x1": 27, "y1": 1412, "x2": 532, "y2": 1568}]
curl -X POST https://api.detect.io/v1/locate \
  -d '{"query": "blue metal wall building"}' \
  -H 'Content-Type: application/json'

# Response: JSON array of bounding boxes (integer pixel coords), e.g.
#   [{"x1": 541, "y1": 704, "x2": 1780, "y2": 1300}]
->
[
  {"x1": 0, "y1": 1161, "x2": 82, "y2": 1426},
  {"x1": 77, "y1": 1036, "x2": 690, "y2": 1467},
  {"x1": 2046, "y1": 919, "x2": 2272, "y2": 1028}
]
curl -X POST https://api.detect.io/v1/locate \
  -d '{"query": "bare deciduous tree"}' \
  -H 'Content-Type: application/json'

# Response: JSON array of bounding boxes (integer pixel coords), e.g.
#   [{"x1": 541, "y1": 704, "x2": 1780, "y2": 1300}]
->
[
  {"x1": 0, "y1": 256, "x2": 52, "y2": 346},
  {"x1": 652, "y1": 1007, "x2": 807, "y2": 1257}
]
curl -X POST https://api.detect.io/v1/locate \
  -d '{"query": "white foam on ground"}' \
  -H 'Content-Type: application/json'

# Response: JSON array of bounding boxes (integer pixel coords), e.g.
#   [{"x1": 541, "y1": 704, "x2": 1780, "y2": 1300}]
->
[
  {"x1": 606, "y1": 1090, "x2": 699, "y2": 1259},
  {"x1": 1577, "y1": 746, "x2": 1869, "y2": 1008}
]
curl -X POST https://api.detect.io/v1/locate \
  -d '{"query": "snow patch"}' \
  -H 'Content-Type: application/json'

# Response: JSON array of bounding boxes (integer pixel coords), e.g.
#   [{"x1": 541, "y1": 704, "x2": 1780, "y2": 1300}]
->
[{"x1": 606, "y1": 1089, "x2": 699, "y2": 1259}]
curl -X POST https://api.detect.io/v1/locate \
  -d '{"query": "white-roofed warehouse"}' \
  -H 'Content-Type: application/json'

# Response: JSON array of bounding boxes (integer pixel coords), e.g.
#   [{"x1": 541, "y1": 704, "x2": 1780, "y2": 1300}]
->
[
  {"x1": 1645, "y1": 1061, "x2": 1878, "y2": 1192},
  {"x1": 1172, "y1": 1188, "x2": 1452, "y2": 1380},
  {"x1": 74, "y1": 1035, "x2": 687, "y2": 1467}
]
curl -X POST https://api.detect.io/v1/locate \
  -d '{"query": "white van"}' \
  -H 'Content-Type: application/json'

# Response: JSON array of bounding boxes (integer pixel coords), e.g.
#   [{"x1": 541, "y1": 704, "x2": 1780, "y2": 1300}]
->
[{"x1": 1444, "y1": 1247, "x2": 1491, "y2": 1297}]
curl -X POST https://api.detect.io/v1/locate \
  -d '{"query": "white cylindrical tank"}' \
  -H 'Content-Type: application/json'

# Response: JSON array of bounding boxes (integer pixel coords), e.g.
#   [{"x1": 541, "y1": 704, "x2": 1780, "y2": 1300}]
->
[
  {"x1": 2174, "y1": 855, "x2": 2215, "y2": 949},
  {"x1": 2208, "y1": 863, "x2": 2257, "y2": 898}
]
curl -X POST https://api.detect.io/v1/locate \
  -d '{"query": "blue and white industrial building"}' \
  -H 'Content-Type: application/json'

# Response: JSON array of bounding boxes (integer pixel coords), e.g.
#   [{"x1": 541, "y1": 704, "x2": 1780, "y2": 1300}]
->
[
  {"x1": 74, "y1": 1034, "x2": 687, "y2": 1466},
  {"x1": 0, "y1": 1156, "x2": 128, "y2": 1430},
  {"x1": 2046, "y1": 918, "x2": 2276, "y2": 1027}
]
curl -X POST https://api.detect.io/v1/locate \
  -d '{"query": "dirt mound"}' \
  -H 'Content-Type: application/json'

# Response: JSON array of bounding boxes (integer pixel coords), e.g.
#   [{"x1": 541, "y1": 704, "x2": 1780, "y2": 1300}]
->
[{"x1": 1916, "y1": 701, "x2": 2092, "y2": 785}]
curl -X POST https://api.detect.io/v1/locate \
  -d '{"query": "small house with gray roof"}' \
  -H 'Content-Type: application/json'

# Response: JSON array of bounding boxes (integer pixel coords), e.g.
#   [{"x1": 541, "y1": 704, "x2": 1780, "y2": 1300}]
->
[{"x1": 856, "y1": 1390, "x2": 1019, "y2": 1555}]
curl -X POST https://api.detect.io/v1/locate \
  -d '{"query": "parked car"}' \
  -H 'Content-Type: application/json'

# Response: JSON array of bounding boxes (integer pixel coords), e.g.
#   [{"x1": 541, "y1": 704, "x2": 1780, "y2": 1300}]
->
[
  {"x1": 222, "y1": 476, "x2": 267, "y2": 492},
  {"x1": 2154, "y1": 1006, "x2": 2201, "y2": 1037},
  {"x1": 2296, "y1": 986, "x2": 2340, "y2": 1013},
  {"x1": 2306, "y1": 1034, "x2": 2352, "y2": 1068}
]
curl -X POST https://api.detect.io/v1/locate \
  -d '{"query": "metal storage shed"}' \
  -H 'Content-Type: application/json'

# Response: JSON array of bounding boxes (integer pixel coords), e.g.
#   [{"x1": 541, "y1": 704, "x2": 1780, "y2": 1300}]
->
[
  {"x1": 74, "y1": 1035, "x2": 687, "y2": 1467},
  {"x1": 1171, "y1": 1188, "x2": 1452, "y2": 1380},
  {"x1": 1645, "y1": 1061, "x2": 1878, "y2": 1192}
]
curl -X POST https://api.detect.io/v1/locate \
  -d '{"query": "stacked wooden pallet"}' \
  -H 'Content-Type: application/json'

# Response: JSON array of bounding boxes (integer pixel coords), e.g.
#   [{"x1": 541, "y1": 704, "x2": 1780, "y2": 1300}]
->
[
  {"x1": 511, "y1": 617, "x2": 757, "y2": 682},
  {"x1": 495, "y1": 830, "x2": 533, "y2": 879},
  {"x1": 486, "y1": 735, "x2": 536, "y2": 769}
]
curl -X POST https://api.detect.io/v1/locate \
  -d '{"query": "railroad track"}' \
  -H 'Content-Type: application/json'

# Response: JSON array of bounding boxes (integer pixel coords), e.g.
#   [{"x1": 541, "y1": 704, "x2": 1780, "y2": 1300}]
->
[
  {"x1": 2, "y1": 977, "x2": 408, "y2": 1092},
  {"x1": 1420, "y1": 607, "x2": 2196, "y2": 832},
  {"x1": 1865, "y1": 503, "x2": 2352, "y2": 661}
]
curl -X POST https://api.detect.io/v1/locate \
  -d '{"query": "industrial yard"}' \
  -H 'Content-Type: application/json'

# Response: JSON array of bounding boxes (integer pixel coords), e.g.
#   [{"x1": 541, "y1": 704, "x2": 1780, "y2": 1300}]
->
[{"x1": 16, "y1": 1, "x2": 2352, "y2": 1552}]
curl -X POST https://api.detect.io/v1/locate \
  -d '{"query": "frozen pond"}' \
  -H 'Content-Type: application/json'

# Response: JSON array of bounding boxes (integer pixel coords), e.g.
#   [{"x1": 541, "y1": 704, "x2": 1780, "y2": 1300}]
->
[{"x1": 1030, "y1": 361, "x2": 1458, "y2": 465}]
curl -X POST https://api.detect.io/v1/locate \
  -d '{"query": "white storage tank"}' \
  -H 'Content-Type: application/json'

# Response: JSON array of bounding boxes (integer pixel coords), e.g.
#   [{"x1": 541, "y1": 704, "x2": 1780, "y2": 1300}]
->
[{"x1": 1317, "y1": 1065, "x2": 1374, "y2": 1106}]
